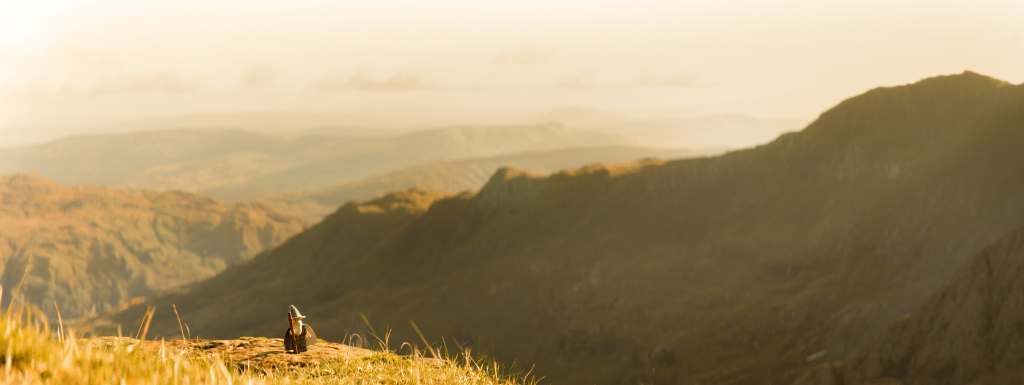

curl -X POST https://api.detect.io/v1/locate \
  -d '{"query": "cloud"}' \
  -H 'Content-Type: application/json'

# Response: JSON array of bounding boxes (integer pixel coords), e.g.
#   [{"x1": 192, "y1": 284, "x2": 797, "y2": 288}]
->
[
  {"x1": 494, "y1": 46, "x2": 555, "y2": 66},
  {"x1": 76, "y1": 73, "x2": 196, "y2": 96},
  {"x1": 638, "y1": 73, "x2": 699, "y2": 88},
  {"x1": 312, "y1": 73, "x2": 432, "y2": 93},
  {"x1": 241, "y1": 66, "x2": 277, "y2": 88},
  {"x1": 92, "y1": 74, "x2": 194, "y2": 96},
  {"x1": 555, "y1": 73, "x2": 699, "y2": 90},
  {"x1": 556, "y1": 75, "x2": 601, "y2": 90},
  {"x1": 6, "y1": 73, "x2": 198, "y2": 99}
]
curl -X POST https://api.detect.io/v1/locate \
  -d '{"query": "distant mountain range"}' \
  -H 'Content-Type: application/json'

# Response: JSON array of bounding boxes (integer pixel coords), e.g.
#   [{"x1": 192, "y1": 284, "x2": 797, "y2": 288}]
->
[
  {"x1": 0, "y1": 121, "x2": 714, "y2": 320},
  {"x1": 0, "y1": 124, "x2": 627, "y2": 200},
  {"x1": 0, "y1": 174, "x2": 304, "y2": 319},
  {"x1": 272, "y1": 145, "x2": 711, "y2": 221},
  {"x1": 108, "y1": 72, "x2": 1024, "y2": 384}
]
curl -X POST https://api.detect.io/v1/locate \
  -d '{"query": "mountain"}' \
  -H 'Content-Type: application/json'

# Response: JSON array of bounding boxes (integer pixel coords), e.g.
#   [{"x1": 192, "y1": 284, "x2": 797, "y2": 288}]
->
[
  {"x1": 0, "y1": 174, "x2": 304, "y2": 319},
  {"x1": 795, "y1": 225, "x2": 1024, "y2": 385},
  {"x1": 272, "y1": 146, "x2": 708, "y2": 221},
  {"x1": 107, "y1": 72, "x2": 1024, "y2": 384},
  {"x1": 0, "y1": 124, "x2": 626, "y2": 200}
]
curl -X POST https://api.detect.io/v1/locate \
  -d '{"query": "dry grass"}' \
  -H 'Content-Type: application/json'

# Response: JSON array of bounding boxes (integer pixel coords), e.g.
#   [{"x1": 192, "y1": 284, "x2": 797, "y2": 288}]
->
[{"x1": 0, "y1": 289, "x2": 533, "y2": 385}]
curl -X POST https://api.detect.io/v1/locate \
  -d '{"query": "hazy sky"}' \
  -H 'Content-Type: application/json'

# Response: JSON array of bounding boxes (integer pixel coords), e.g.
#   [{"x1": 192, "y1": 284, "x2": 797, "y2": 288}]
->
[{"x1": 2, "y1": 0, "x2": 1022, "y2": 146}]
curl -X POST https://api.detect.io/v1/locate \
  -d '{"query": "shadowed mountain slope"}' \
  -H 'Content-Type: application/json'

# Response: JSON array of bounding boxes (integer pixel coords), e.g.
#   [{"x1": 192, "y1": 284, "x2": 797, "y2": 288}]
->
[
  {"x1": 796, "y1": 225, "x2": 1024, "y2": 385},
  {"x1": 91, "y1": 189, "x2": 451, "y2": 335},
  {"x1": 111, "y1": 72, "x2": 1024, "y2": 384},
  {"x1": 0, "y1": 174, "x2": 305, "y2": 319}
]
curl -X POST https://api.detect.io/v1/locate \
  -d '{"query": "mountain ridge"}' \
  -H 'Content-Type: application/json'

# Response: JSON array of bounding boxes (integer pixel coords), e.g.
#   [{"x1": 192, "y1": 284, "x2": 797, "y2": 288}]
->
[
  {"x1": 271, "y1": 145, "x2": 703, "y2": 221},
  {"x1": 0, "y1": 124, "x2": 627, "y2": 200},
  {"x1": 106, "y1": 71, "x2": 1024, "y2": 384}
]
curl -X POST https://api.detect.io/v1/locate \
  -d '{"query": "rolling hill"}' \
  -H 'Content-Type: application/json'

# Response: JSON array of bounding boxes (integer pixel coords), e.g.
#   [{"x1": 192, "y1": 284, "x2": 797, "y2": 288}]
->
[
  {"x1": 272, "y1": 146, "x2": 708, "y2": 221},
  {"x1": 0, "y1": 174, "x2": 304, "y2": 319},
  {"x1": 0, "y1": 124, "x2": 626, "y2": 200},
  {"x1": 108, "y1": 71, "x2": 1024, "y2": 384}
]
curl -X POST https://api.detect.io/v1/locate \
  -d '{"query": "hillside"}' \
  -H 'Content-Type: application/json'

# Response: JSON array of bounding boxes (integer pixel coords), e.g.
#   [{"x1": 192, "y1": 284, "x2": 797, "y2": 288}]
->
[
  {"x1": 796, "y1": 225, "x2": 1024, "y2": 385},
  {"x1": 108, "y1": 72, "x2": 1024, "y2": 384},
  {"x1": 0, "y1": 124, "x2": 625, "y2": 200},
  {"x1": 0, "y1": 174, "x2": 304, "y2": 319},
  {"x1": 1, "y1": 304, "x2": 527, "y2": 385},
  {"x1": 272, "y1": 146, "x2": 706, "y2": 221}
]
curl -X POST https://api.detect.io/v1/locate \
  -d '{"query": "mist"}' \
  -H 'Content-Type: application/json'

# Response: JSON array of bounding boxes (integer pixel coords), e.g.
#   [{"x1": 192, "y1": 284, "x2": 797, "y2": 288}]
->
[{"x1": 2, "y1": 0, "x2": 1022, "y2": 146}]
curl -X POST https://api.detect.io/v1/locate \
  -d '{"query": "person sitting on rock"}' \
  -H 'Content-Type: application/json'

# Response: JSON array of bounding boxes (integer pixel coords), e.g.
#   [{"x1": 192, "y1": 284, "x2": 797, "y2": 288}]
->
[{"x1": 284, "y1": 305, "x2": 317, "y2": 353}]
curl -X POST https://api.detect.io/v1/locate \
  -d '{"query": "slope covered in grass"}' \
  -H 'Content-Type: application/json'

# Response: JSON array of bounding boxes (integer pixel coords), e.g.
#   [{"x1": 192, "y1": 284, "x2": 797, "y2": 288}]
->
[{"x1": 0, "y1": 298, "x2": 530, "y2": 385}]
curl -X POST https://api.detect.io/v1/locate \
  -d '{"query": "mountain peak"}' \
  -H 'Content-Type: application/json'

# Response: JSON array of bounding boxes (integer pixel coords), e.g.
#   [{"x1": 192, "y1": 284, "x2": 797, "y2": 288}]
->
[
  {"x1": 797, "y1": 70, "x2": 1019, "y2": 144},
  {"x1": 474, "y1": 158, "x2": 667, "y2": 210},
  {"x1": 474, "y1": 167, "x2": 545, "y2": 208},
  {"x1": 345, "y1": 188, "x2": 450, "y2": 215},
  {"x1": 912, "y1": 70, "x2": 1012, "y2": 89}
]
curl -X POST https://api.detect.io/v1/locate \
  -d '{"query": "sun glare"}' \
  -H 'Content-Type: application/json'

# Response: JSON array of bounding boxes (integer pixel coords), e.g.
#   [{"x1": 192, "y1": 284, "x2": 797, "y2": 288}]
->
[{"x1": 0, "y1": 2, "x2": 62, "y2": 51}]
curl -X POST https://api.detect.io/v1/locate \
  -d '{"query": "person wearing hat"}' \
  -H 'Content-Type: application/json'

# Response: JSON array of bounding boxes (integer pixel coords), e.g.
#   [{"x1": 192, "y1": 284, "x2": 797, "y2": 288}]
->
[{"x1": 284, "y1": 305, "x2": 318, "y2": 353}]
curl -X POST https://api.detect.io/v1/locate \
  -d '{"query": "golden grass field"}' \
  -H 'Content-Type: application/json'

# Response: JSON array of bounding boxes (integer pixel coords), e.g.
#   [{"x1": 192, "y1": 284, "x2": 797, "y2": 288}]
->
[{"x1": 0, "y1": 288, "x2": 532, "y2": 385}]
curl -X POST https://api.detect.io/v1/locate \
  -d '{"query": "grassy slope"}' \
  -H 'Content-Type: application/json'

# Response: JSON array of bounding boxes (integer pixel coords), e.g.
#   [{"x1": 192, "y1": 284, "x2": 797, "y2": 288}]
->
[
  {"x1": 0, "y1": 297, "x2": 530, "y2": 385},
  {"x1": 111, "y1": 72, "x2": 1024, "y2": 384}
]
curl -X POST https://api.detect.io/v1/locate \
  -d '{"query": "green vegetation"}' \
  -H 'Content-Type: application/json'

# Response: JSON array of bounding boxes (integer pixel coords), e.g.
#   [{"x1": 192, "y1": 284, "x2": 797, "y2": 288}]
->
[{"x1": 1, "y1": 291, "x2": 531, "y2": 385}]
